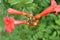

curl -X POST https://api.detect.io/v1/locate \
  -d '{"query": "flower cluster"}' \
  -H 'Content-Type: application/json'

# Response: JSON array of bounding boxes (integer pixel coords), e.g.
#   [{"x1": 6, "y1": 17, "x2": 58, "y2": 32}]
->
[{"x1": 3, "y1": 0, "x2": 60, "y2": 33}]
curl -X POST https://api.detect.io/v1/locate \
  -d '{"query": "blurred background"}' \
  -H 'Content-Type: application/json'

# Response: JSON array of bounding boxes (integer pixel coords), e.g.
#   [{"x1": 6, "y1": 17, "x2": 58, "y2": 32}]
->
[{"x1": 0, "y1": 0, "x2": 60, "y2": 40}]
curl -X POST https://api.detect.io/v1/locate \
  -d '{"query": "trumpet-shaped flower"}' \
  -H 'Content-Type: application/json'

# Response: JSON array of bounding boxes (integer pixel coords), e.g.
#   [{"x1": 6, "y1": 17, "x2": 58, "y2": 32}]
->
[
  {"x1": 35, "y1": 0, "x2": 59, "y2": 19},
  {"x1": 3, "y1": 16, "x2": 27, "y2": 33},
  {"x1": 8, "y1": 8, "x2": 28, "y2": 16}
]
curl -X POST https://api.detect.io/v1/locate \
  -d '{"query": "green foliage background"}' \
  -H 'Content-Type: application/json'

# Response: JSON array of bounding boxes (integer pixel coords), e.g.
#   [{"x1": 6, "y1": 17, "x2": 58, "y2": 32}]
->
[{"x1": 0, "y1": 0, "x2": 60, "y2": 40}]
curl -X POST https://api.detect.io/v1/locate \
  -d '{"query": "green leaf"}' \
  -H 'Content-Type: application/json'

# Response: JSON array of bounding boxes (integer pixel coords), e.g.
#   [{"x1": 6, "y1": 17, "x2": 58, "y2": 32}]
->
[
  {"x1": 22, "y1": 0, "x2": 33, "y2": 4},
  {"x1": 0, "y1": 0, "x2": 2, "y2": 3},
  {"x1": 52, "y1": 31, "x2": 57, "y2": 37},
  {"x1": 8, "y1": 0, "x2": 22, "y2": 5},
  {"x1": 40, "y1": 0, "x2": 49, "y2": 7},
  {"x1": 55, "y1": 19, "x2": 60, "y2": 25},
  {"x1": 8, "y1": 0, "x2": 33, "y2": 5}
]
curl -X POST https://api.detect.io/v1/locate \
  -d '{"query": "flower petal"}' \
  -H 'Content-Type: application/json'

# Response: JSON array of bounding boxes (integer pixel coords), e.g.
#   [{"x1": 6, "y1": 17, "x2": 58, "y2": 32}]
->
[
  {"x1": 3, "y1": 16, "x2": 14, "y2": 24},
  {"x1": 5, "y1": 25, "x2": 11, "y2": 33},
  {"x1": 5, "y1": 24, "x2": 14, "y2": 33},
  {"x1": 3, "y1": 16, "x2": 15, "y2": 33},
  {"x1": 55, "y1": 5, "x2": 60, "y2": 15},
  {"x1": 51, "y1": 0, "x2": 57, "y2": 7}
]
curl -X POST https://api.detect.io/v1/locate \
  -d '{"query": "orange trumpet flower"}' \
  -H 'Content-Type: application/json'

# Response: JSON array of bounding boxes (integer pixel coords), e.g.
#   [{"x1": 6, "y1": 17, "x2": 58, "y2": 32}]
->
[
  {"x1": 3, "y1": 16, "x2": 28, "y2": 33},
  {"x1": 8, "y1": 8, "x2": 28, "y2": 16},
  {"x1": 35, "y1": 0, "x2": 58, "y2": 19}
]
